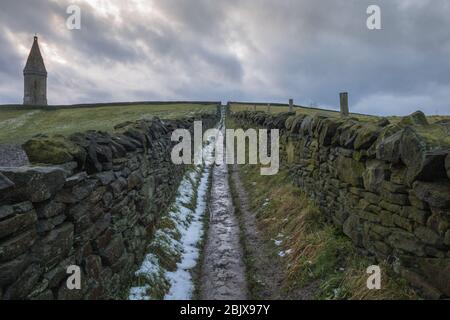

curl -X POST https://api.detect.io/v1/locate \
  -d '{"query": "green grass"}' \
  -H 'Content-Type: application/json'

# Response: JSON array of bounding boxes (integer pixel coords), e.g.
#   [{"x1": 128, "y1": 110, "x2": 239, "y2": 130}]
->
[
  {"x1": 230, "y1": 103, "x2": 377, "y2": 122},
  {"x1": 238, "y1": 163, "x2": 419, "y2": 300},
  {"x1": 230, "y1": 103, "x2": 450, "y2": 124},
  {"x1": 0, "y1": 103, "x2": 216, "y2": 143}
]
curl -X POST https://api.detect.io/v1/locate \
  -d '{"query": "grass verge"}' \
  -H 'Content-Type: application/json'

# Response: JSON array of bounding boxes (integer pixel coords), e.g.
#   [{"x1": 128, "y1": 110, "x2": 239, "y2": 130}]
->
[
  {"x1": 227, "y1": 166, "x2": 265, "y2": 299},
  {"x1": 237, "y1": 163, "x2": 418, "y2": 299}
]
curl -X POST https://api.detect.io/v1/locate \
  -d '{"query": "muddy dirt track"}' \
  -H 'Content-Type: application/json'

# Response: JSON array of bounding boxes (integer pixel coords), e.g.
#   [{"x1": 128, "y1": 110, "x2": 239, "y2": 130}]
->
[{"x1": 200, "y1": 161, "x2": 248, "y2": 300}]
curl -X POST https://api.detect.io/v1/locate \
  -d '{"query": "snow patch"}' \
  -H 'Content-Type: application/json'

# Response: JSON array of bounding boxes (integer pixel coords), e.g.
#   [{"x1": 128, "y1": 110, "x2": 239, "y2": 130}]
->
[
  {"x1": 278, "y1": 249, "x2": 293, "y2": 257},
  {"x1": 128, "y1": 128, "x2": 218, "y2": 300}
]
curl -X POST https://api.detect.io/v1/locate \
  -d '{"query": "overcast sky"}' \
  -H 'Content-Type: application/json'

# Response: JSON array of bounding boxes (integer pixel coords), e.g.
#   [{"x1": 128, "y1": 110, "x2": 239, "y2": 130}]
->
[{"x1": 0, "y1": 0, "x2": 449, "y2": 115}]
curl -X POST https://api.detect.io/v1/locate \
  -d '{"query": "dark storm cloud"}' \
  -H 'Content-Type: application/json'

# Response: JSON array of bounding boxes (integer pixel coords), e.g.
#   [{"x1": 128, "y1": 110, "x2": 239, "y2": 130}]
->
[
  {"x1": 0, "y1": 0, "x2": 449, "y2": 115},
  {"x1": 0, "y1": 32, "x2": 20, "y2": 75}
]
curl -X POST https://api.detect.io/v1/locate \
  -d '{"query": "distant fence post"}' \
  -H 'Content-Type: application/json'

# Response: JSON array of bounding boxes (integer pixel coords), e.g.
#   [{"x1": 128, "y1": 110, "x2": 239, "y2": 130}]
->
[
  {"x1": 225, "y1": 103, "x2": 231, "y2": 115},
  {"x1": 340, "y1": 92, "x2": 349, "y2": 116},
  {"x1": 267, "y1": 104, "x2": 271, "y2": 113},
  {"x1": 289, "y1": 99, "x2": 294, "y2": 112}
]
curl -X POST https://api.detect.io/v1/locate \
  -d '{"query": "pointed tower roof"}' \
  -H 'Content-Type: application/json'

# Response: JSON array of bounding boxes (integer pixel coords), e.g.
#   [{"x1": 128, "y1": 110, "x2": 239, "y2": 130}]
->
[{"x1": 23, "y1": 36, "x2": 47, "y2": 76}]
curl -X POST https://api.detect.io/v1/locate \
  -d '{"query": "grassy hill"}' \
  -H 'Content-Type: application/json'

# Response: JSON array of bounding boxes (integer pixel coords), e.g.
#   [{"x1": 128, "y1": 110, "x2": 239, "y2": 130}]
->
[
  {"x1": 0, "y1": 103, "x2": 217, "y2": 144},
  {"x1": 230, "y1": 103, "x2": 450, "y2": 124}
]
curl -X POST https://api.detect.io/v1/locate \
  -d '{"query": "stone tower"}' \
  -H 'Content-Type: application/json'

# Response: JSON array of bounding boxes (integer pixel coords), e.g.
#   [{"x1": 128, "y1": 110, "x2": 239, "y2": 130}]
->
[{"x1": 23, "y1": 36, "x2": 47, "y2": 106}]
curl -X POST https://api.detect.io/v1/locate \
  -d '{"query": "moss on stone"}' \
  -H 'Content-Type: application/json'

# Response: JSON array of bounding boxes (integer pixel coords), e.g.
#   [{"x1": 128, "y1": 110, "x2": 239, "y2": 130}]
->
[
  {"x1": 353, "y1": 123, "x2": 381, "y2": 150},
  {"x1": 336, "y1": 156, "x2": 365, "y2": 187},
  {"x1": 399, "y1": 111, "x2": 429, "y2": 127},
  {"x1": 413, "y1": 125, "x2": 450, "y2": 148},
  {"x1": 22, "y1": 135, "x2": 85, "y2": 165}
]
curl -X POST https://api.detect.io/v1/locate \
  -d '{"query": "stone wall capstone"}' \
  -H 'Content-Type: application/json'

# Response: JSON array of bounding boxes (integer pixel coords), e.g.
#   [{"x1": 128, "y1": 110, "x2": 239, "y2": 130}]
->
[
  {"x1": 0, "y1": 111, "x2": 218, "y2": 299},
  {"x1": 232, "y1": 109, "x2": 450, "y2": 298}
]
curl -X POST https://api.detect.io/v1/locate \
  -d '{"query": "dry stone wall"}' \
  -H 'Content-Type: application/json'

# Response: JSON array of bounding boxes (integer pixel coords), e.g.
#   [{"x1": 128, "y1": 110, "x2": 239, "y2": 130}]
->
[
  {"x1": 232, "y1": 109, "x2": 450, "y2": 298},
  {"x1": 0, "y1": 111, "x2": 218, "y2": 299}
]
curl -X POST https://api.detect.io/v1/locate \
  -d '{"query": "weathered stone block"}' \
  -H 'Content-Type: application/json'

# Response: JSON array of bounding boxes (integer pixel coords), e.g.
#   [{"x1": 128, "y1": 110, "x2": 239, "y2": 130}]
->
[
  {"x1": 44, "y1": 256, "x2": 75, "y2": 288},
  {"x1": 379, "y1": 210, "x2": 395, "y2": 227},
  {"x1": 379, "y1": 200, "x2": 402, "y2": 214},
  {"x1": 95, "y1": 171, "x2": 115, "y2": 186},
  {"x1": 35, "y1": 200, "x2": 66, "y2": 219},
  {"x1": 375, "y1": 128, "x2": 403, "y2": 163},
  {"x1": 36, "y1": 214, "x2": 66, "y2": 234},
  {"x1": 99, "y1": 235, "x2": 125, "y2": 266},
  {"x1": 400, "y1": 127, "x2": 448, "y2": 185},
  {"x1": 12, "y1": 201, "x2": 34, "y2": 213},
  {"x1": 399, "y1": 111, "x2": 429, "y2": 126},
  {"x1": 362, "y1": 160, "x2": 388, "y2": 193},
  {"x1": 113, "y1": 135, "x2": 138, "y2": 152},
  {"x1": 408, "y1": 190, "x2": 429, "y2": 210},
  {"x1": 382, "y1": 181, "x2": 408, "y2": 194},
  {"x1": 3, "y1": 264, "x2": 43, "y2": 300},
  {"x1": 445, "y1": 230, "x2": 450, "y2": 246},
  {"x1": 64, "y1": 172, "x2": 88, "y2": 188},
  {"x1": 318, "y1": 118, "x2": 340, "y2": 146},
  {"x1": 398, "y1": 266, "x2": 442, "y2": 299},
  {"x1": 427, "y1": 208, "x2": 449, "y2": 237},
  {"x1": 32, "y1": 223, "x2": 74, "y2": 268},
  {"x1": 0, "y1": 254, "x2": 29, "y2": 287},
  {"x1": 86, "y1": 189, "x2": 105, "y2": 211},
  {"x1": 354, "y1": 123, "x2": 381, "y2": 150},
  {"x1": 0, "y1": 210, "x2": 37, "y2": 239},
  {"x1": 68, "y1": 201, "x2": 89, "y2": 220},
  {"x1": 94, "y1": 229, "x2": 113, "y2": 251},
  {"x1": 0, "y1": 205, "x2": 14, "y2": 221},
  {"x1": 102, "y1": 191, "x2": 113, "y2": 208},
  {"x1": 424, "y1": 246, "x2": 447, "y2": 258},
  {"x1": 414, "y1": 226, "x2": 443, "y2": 246},
  {"x1": 359, "y1": 210, "x2": 381, "y2": 223},
  {"x1": 390, "y1": 164, "x2": 406, "y2": 185},
  {"x1": 93, "y1": 213, "x2": 111, "y2": 238},
  {"x1": 403, "y1": 206, "x2": 429, "y2": 225},
  {"x1": 392, "y1": 215, "x2": 413, "y2": 232},
  {"x1": 55, "y1": 179, "x2": 97, "y2": 204},
  {"x1": 0, "y1": 173, "x2": 14, "y2": 201},
  {"x1": 111, "y1": 177, "x2": 127, "y2": 197},
  {"x1": 413, "y1": 181, "x2": 450, "y2": 209},
  {"x1": 388, "y1": 230, "x2": 425, "y2": 256},
  {"x1": 89, "y1": 203, "x2": 105, "y2": 222},
  {"x1": 381, "y1": 190, "x2": 410, "y2": 206},
  {"x1": 127, "y1": 171, "x2": 144, "y2": 190},
  {"x1": 400, "y1": 256, "x2": 450, "y2": 297},
  {"x1": 84, "y1": 254, "x2": 102, "y2": 279},
  {"x1": 0, "y1": 167, "x2": 66, "y2": 202},
  {"x1": 22, "y1": 136, "x2": 85, "y2": 166},
  {"x1": 336, "y1": 156, "x2": 365, "y2": 187},
  {"x1": 73, "y1": 179, "x2": 98, "y2": 201},
  {"x1": 0, "y1": 229, "x2": 37, "y2": 262}
]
